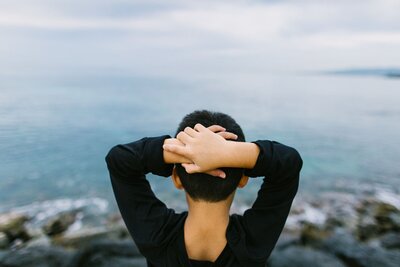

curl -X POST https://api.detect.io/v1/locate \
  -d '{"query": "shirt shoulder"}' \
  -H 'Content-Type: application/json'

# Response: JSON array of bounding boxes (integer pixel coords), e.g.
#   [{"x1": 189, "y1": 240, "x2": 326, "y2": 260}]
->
[
  {"x1": 226, "y1": 214, "x2": 271, "y2": 266},
  {"x1": 137, "y1": 211, "x2": 188, "y2": 259}
]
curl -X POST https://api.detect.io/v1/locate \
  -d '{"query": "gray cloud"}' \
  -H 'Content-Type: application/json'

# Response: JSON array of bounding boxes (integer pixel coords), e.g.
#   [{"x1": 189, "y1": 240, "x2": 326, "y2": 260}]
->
[{"x1": 0, "y1": 0, "x2": 399, "y2": 80}]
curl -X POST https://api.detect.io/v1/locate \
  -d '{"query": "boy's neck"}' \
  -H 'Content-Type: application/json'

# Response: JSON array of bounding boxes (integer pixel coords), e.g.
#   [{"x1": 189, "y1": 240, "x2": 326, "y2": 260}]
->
[
  {"x1": 185, "y1": 194, "x2": 233, "y2": 232},
  {"x1": 184, "y1": 195, "x2": 234, "y2": 261}
]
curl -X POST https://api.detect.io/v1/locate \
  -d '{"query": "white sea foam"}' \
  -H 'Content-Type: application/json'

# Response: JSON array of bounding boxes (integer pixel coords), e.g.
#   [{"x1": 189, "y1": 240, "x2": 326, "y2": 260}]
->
[
  {"x1": 374, "y1": 188, "x2": 400, "y2": 209},
  {"x1": 9, "y1": 197, "x2": 109, "y2": 227},
  {"x1": 285, "y1": 201, "x2": 327, "y2": 229},
  {"x1": 65, "y1": 211, "x2": 84, "y2": 233}
]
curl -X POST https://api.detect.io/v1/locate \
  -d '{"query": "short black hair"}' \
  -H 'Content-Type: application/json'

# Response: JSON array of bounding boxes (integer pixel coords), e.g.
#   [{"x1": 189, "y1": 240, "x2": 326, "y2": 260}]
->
[{"x1": 175, "y1": 110, "x2": 245, "y2": 202}]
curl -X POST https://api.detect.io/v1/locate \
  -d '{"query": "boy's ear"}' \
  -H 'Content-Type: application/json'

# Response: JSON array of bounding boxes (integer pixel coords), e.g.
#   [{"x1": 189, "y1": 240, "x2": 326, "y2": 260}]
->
[
  {"x1": 237, "y1": 175, "x2": 249, "y2": 188},
  {"x1": 171, "y1": 167, "x2": 184, "y2": 190}
]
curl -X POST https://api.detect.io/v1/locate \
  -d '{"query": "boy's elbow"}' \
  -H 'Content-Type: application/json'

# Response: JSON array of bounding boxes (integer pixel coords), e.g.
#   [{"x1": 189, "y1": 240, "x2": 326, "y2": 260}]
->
[
  {"x1": 105, "y1": 145, "x2": 121, "y2": 168},
  {"x1": 292, "y1": 148, "x2": 303, "y2": 173}
]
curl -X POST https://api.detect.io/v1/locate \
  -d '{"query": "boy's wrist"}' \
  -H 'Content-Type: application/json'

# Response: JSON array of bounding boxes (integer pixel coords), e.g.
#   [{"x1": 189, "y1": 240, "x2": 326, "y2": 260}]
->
[
  {"x1": 221, "y1": 141, "x2": 236, "y2": 167},
  {"x1": 222, "y1": 141, "x2": 260, "y2": 169}
]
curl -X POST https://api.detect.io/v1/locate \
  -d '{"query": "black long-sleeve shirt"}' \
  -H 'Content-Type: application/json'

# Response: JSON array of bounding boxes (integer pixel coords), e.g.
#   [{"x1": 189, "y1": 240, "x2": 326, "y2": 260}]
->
[{"x1": 105, "y1": 135, "x2": 302, "y2": 267}]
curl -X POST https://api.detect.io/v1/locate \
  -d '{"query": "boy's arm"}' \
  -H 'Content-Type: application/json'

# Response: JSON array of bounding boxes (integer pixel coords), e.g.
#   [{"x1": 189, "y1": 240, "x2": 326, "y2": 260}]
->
[
  {"x1": 105, "y1": 135, "x2": 179, "y2": 256},
  {"x1": 242, "y1": 139, "x2": 302, "y2": 259}
]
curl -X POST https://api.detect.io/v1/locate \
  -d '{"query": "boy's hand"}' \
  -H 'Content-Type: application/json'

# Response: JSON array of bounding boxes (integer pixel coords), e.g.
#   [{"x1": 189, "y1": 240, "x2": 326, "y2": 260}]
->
[
  {"x1": 163, "y1": 138, "x2": 226, "y2": 178},
  {"x1": 163, "y1": 138, "x2": 191, "y2": 164},
  {"x1": 163, "y1": 124, "x2": 237, "y2": 175}
]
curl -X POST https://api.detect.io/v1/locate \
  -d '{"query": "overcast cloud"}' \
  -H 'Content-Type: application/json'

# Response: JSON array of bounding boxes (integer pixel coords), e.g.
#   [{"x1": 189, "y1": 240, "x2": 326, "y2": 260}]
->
[{"x1": 1, "y1": 0, "x2": 399, "y2": 80}]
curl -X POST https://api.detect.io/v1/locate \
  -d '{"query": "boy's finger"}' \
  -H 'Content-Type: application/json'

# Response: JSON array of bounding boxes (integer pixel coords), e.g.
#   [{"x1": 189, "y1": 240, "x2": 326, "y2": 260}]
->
[
  {"x1": 184, "y1": 127, "x2": 199, "y2": 137},
  {"x1": 206, "y1": 169, "x2": 226, "y2": 179},
  {"x1": 164, "y1": 138, "x2": 184, "y2": 146},
  {"x1": 182, "y1": 163, "x2": 226, "y2": 179},
  {"x1": 163, "y1": 144, "x2": 189, "y2": 157},
  {"x1": 182, "y1": 163, "x2": 200, "y2": 173},
  {"x1": 176, "y1": 131, "x2": 193, "y2": 143},
  {"x1": 207, "y1": 125, "x2": 226, "y2": 133},
  {"x1": 217, "y1": 132, "x2": 238, "y2": 140},
  {"x1": 194, "y1": 123, "x2": 207, "y2": 132}
]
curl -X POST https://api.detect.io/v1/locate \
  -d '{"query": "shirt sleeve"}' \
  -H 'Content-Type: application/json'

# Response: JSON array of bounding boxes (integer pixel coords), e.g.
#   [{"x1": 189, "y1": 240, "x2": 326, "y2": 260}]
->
[
  {"x1": 241, "y1": 140, "x2": 303, "y2": 259},
  {"x1": 105, "y1": 135, "x2": 179, "y2": 258}
]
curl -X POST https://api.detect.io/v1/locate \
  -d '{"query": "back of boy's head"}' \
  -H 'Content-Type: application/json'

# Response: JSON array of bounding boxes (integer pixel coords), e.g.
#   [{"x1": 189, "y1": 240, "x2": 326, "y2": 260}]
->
[{"x1": 175, "y1": 110, "x2": 245, "y2": 203}]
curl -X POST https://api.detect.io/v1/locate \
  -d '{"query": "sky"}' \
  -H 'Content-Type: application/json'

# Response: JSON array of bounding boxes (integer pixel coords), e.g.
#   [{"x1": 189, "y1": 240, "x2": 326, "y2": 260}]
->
[{"x1": 0, "y1": 0, "x2": 400, "y2": 81}]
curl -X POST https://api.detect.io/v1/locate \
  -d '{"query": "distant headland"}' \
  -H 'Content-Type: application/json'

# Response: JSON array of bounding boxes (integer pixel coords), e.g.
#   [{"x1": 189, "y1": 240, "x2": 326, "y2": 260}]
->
[{"x1": 323, "y1": 68, "x2": 400, "y2": 79}]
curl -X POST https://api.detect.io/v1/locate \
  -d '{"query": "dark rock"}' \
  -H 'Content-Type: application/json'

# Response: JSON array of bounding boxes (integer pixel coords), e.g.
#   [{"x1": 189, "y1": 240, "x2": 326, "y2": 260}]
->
[
  {"x1": 74, "y1": 257, "x2": 147, "y2": 267},
  {"x1": 374, "y1": 202, "x2": 400, "y2": 232},
  {"x1": 317, "y1": 192, "x2": 360, "y2": 230},
  {"x1": 300, "y1": 222, "x2": 332, "y2": 246},
  {"x1": 325, "y1": 216, "x2": 346, "y2": 229},
  {"x1": 0, "y1": 245, "x2": 74, "y2": 267},
  {"x1": 275, "y1": 232, "x2": 299, "y2": 250},
  {"x1": 0, "y1": 213, "x2": 31, "y2": 244},
  {"x1": 43, "y1": 212, "x2": 77, "y2": 236},
  {"x1": 105, "y1": 215, "x2": 131, "y2": 239},
  {"x1": 380, "y1": 232, "x2": 400, "y2": 250},
  {"x1": 52, "y1": 225, "x2": 127, "y2": 248},
  {"x1": 26, "y1": 235, "x2": 51, "y2": 248},
  {"x1": 320, "y1": 230, "x2": 400, "y2": 267},
  {"x1": 0, "y1": 250, "x2": 6, "y2": 259},
  {"x1": 356, "y1": 200, "x2": 400, "y2": 241},
  {"x1": 0, "y1": 213, "x2": 29, "y2": 232},
  {"x1": 66, "y1": 239, "x2": 145, "y2": 267},
  {"x1": 267, "y1": 246, "x2": 346, "y2": 267},
  {"x1": 0, "y1": 231, "x2": 9, "y2": 249},
  {"x1": 357, "y1": 215, "x2": 379, "y2": 241},
  {"x1": 106, "y1": 213, "x2": 123, "y2": 225}
]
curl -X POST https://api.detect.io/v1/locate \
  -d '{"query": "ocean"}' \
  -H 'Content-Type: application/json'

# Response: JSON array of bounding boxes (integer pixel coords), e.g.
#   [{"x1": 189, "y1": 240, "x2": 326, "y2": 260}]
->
[{"x1": 1, "y1": 73, "x2": 399, "y2": 219}]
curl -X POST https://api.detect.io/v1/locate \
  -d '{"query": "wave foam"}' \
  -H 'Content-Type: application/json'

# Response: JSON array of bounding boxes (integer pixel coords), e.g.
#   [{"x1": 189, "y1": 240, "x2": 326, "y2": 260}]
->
[{"x1": 9, "y1": 197, "x2": 109, "y2": 226}]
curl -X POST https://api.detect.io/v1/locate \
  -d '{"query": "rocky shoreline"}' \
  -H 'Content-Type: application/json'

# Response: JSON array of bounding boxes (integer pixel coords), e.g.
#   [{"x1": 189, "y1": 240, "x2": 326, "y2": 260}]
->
[{"x1": 1, "y1": 191, "x2": 399, "y2": 267}]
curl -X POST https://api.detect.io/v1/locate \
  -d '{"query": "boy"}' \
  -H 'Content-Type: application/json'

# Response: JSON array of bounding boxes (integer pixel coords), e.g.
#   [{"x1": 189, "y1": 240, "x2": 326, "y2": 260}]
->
[{"x1": 105, "y1": 110, "x2": 303, "y2": 266}]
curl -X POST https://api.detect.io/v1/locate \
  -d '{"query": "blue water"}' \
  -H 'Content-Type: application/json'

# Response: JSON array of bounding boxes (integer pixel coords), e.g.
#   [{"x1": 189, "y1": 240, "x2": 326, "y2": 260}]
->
[{"x1": 1, "y1": 73, "x2": 400, "y2": 213}]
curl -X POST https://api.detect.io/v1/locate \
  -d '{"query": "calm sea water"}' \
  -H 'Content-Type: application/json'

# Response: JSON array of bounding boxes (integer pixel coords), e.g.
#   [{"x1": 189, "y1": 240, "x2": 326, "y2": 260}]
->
[{"x1": 1, "y1": 73, "x2": 399, "y2": 214}]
